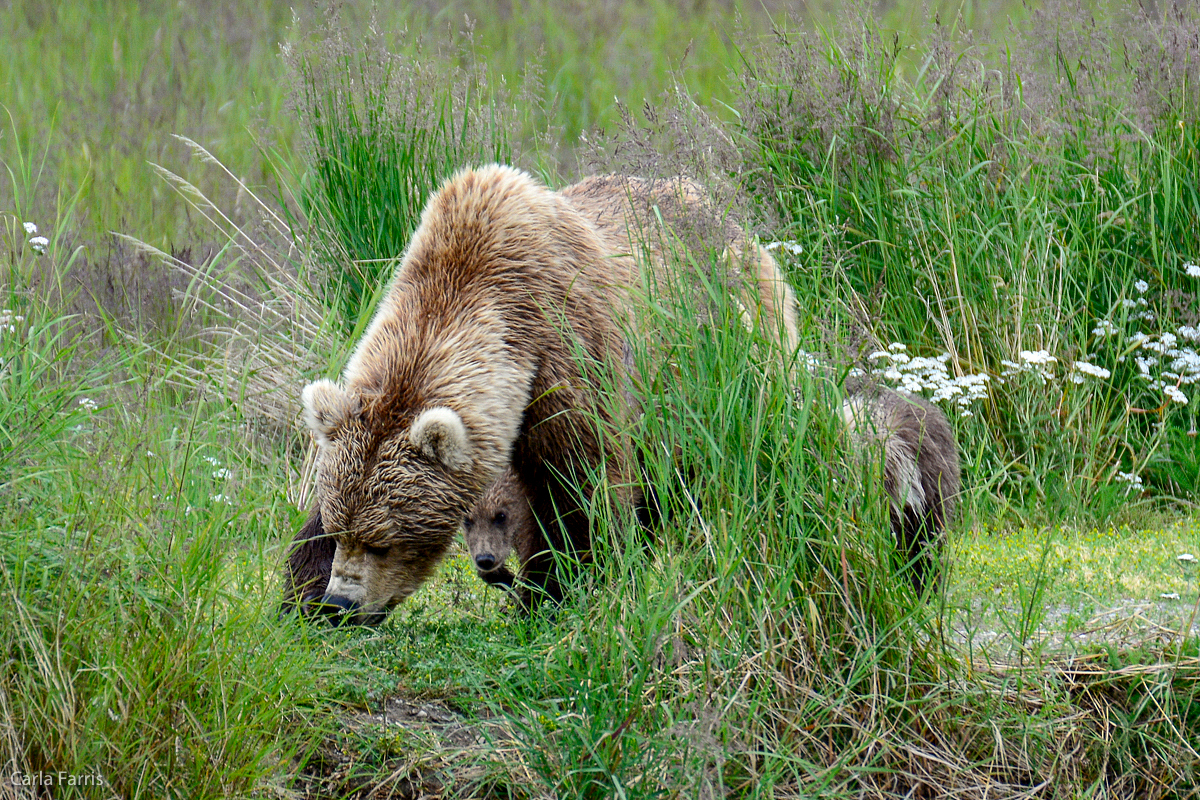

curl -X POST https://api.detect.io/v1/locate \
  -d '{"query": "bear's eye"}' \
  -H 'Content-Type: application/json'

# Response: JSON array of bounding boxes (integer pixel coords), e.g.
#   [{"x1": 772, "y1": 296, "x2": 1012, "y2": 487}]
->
[
  {"x1": 463, "y1": 517, "x2": 474, "y2": 530},
  {"x1": 365, "y1": 544, "x2": 391, "y2": 558},
  {"x1": 492, "y1": 511, "x2": 507, "y2": 526}
]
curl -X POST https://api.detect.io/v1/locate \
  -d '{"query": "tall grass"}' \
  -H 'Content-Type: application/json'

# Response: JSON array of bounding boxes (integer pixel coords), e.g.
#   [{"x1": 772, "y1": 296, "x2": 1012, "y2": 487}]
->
[
  {"x1": 0, "y1": 0, "x2": 762, "y2": 330},
  {"x1": 466, "y1": 251, "x2": 1199, "y2": 797},
  {"x1": 2, "y1": 0, "x2": 1198, "y2": 796},
  {"x1": 283, "y1": 24, "x2": 522, "y2": 331},
  {"x1": 734, "y1": 5, "x2": 1200, "y2": 517},
  {"x1": 1, "y1": 197, "x2": 342, "y2": 796}
]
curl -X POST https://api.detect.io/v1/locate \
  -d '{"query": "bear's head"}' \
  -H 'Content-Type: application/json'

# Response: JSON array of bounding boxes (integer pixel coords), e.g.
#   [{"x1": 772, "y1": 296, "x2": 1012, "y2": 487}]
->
[
  {"x1": 462, "y1": 469, "x2": 530, "y2": 581},
  {"x1": 301, "y1": 378, "x2": 478, "y2": 625}
]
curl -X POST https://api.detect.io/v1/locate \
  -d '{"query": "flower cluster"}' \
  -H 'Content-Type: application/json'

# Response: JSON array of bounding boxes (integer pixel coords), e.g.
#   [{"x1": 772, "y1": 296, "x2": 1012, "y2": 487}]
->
[
  {"x1": 1, "y1": 309, "x2": 24, "y2": 335},
  {"x1": 867, "y1": 344, "x2": 991, "y2": 417},
  {"x1": 1115, "y1": 470, "x2": 1144, "y2": 494},
  {"x1": 1070, "y1": 360, "x2": 1112, "y2": 382},
  {"x1": 1114, "y1": 330, "x2": 1200, "y2": 405},
  {"x1": 23, "y1": 221, "x2": 48, "y2": 255},
  {"x1": 1000, "y1": 349, "x2": 1057, "y2": 383},
  {"x1": 78, "y1": 397, "x2": 98, "y2": 413},
  {"x1": 763, "y1": 240, "x2": 804, "y2": 256}
]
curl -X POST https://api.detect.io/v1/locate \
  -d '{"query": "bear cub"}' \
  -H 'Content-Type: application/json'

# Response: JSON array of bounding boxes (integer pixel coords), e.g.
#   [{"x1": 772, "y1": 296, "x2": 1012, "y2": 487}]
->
[{"x1": 461, "y1": 468, "x2": 530, "y2": 592}]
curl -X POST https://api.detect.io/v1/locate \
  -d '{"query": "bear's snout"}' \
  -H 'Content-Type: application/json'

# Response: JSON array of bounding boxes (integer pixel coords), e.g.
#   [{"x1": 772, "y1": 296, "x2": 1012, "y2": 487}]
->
[
  {"x1": 474, "y1": 553, "x2": 498, "y2": 572},
  {"x1": 316, "y1": 594, "x2": 387, "y2": 626}
]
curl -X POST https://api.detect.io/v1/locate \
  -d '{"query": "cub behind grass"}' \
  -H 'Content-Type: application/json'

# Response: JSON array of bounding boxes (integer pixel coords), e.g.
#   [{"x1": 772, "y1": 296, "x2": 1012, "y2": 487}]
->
[
  {"x1": 841, "y1": 379, "x2": 960, "y2": 594},
  {"x1": 280, "y1": 165, "x2": 800, "y2": 624}
]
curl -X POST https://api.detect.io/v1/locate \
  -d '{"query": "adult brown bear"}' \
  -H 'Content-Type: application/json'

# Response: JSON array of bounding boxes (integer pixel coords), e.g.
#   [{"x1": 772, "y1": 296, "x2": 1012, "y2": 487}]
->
[{"x1": 280, "y1": 165, "x2": 799, "y2": 623}]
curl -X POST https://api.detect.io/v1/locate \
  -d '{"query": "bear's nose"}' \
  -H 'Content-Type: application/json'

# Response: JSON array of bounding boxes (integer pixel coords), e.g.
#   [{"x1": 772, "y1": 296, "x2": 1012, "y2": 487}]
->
[
  {"x1": 317, "y1": 594, "x2": 360, "y2": 626},
  {"x1": 474, "y1": 553, "x2": 497, "y2": 572}
]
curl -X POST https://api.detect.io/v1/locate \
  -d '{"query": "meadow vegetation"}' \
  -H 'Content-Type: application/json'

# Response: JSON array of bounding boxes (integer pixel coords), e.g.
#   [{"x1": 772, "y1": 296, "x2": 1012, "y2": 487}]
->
[{"x1": 2, "y1": 0, "x2": 1199, "y2": 796}]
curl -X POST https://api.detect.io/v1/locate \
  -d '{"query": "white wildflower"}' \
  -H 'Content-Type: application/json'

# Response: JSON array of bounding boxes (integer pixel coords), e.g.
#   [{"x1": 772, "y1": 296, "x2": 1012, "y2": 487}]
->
[
  {"x1": 1019, "y1": 349, "x2": 1056, "y2": 365},
  {"x1": 870, "y1": 345, "x2": 990, "y2": 408},
  {"x1": 78, "y1": 397, "x2": 98, "y2": 412},
  {"x1": 0, "y1": 309, "x2": 24, "y2": 334},
  {"x1": 763, "y1": 240, "x2": 804, "y2": 255},
  {"x1": 212, "y1": 468, "x2": 232, "y2": 481},
  {"x1": 1121, "y1": 298, "x2": 1139, "y2": 309},
  {"x1": 29, "y1": 235, "x2": 48, "y2": 255},
  {"x1": 795, "y1": 350, "x2": 824, "y2": 371},
  {"x1": 202, "y1": 455, "x2": 221, "y2": 466},
  {"x1": 1179, "y1": 553, "x2": 1196, "y2": 563},
  {"x1": 1185, "y1": 261, "x2": 1200, "y2": 278},
  {"x1": 1072, "y1": 361, "x2": 1111, "y2": 380},
  {"x1": 1163, "y1": 385, "x2": 1188, "y2": 405},
  {"x1": 1134, "y1": 279, "x2": 1149, "y2": 293},
  {"x1": 22, "y1": 222, "x2": 37, "y2": 235},
  {"x1": 1116, "y1": 471, "x2": 1144, "y2": 491},
  {"x1": 1160, "y1": 592, "x2": 1181, "y2": 600},
  {"x1": 210, "y1": 493, "x2": 233, "y2": 505},
  {"x1": 1091, "y1": 319, "x2": 1118, "y2": 337}
]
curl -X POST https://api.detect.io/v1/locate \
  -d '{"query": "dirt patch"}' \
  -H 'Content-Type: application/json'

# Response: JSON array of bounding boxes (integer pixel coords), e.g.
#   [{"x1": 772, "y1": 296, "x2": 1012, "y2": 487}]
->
[{"x1": 289, "y1": 697, "x2": 529, "y2": 799}]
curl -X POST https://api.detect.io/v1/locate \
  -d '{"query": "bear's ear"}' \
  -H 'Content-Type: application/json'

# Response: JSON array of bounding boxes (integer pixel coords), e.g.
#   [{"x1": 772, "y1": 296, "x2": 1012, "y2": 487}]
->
[
  {"x1": 410, "y1": 407, "x2": 471, "y2": 472},
  {"x1": 301, "y1": 379, "x2": 359, "y2": 446}
]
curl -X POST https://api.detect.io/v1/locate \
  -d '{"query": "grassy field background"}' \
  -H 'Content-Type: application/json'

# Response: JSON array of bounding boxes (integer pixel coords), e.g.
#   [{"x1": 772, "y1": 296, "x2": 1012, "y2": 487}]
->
[{"x1": 3, "y1": 0, "x2": 1199, "y2": 797}]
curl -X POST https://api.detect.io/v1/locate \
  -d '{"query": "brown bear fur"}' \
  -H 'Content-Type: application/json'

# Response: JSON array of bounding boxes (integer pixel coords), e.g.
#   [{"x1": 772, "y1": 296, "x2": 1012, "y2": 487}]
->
[
  {"x1": 460, "y1": 467, "x2": 531, "y2": 592},
  {"x1": 281, "y1": 165, "x2": 799, "y2": 623},
  {"x1": 280, "y1": 469, "x2": 534, "y2": 614},
  {"x1": 841, "y1": 379, "x2": 960, "y2": 594}
]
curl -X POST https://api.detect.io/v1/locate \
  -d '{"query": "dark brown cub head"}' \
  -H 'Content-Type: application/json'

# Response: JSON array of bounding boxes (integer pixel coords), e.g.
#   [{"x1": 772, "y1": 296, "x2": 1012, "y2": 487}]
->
[{"x1": 462, "y1": 468, "x2": 532, "y2": 584}]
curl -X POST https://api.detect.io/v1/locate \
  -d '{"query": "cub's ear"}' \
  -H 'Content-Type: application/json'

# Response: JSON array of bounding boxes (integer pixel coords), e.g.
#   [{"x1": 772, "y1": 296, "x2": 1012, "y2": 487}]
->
[
  {"x1": 410, "y1": 407, "x2": 471, "y2": 472},
  {"x1": 301, "y1": 379, "x2": 359, "y2": 446}
]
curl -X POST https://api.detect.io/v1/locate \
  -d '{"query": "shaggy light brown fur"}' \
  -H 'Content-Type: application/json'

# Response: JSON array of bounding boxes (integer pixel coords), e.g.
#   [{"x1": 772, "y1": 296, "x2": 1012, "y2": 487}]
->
[
  {"x1": 841, "y1": 379, "x2": 960, "y2": 593},
  {"x1": 281, "y1": 165, "x2": 799, "y2": 622}
]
